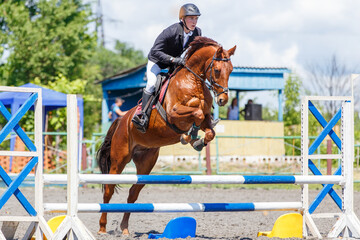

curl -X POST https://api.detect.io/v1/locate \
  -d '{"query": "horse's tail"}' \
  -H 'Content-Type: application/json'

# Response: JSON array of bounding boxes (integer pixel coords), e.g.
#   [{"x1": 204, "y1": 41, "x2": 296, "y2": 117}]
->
[{"x1": 96, "y1": 118, "x2": 121, "y2": 174}]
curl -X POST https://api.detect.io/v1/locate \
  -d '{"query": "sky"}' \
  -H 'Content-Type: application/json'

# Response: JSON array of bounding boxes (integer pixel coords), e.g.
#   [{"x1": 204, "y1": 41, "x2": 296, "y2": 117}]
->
[{"x1": 96, "y1": 0, "x2": 360, "y2": 108}]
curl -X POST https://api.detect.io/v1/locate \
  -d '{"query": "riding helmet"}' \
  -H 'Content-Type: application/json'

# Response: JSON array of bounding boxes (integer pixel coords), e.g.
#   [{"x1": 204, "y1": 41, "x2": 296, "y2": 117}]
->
[{"x1": 179, "y1": 3, "x2": 201, "y2": 20}]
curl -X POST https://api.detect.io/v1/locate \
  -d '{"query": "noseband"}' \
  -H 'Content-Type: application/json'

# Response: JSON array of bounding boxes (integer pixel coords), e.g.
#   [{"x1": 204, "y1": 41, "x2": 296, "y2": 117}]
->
[{"x1": 184, "y1": 50, "x2": 230, "y2": 97}]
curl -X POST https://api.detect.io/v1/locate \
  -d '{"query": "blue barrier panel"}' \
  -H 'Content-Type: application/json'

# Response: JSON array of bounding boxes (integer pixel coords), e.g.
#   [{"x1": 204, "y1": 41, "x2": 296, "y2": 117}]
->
[
  {"x1": 0, "y1": 93, "x2": 38, "y2": 145},
  {"x1": 308, "y1": 101, "x2": 341, "y2": 150},
  {"x1": 0, "y1": 91, "x2": 39, "y2": 216},
  {"x1": 0, "y1": 101, "x2": 36, "y2": 151},
  {"x1": 307, "y1": 100, "x2": 342, "y2": 214},
  {"x1": 0, "y1": 157, "x2": 38, "y2": 215},
  {"x1": 0, "y1": 166, "x2": 36, "y2": 215}
]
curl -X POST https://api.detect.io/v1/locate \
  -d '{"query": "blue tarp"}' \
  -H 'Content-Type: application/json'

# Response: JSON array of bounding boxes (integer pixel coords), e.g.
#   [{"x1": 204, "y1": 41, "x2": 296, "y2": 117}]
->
[
  {"x1": 0, "y1": 83, "x2": 84, "y2": 171},
  {"x1": 0, "y1": 83, "x2": 83, "y2": 127},
  {"x1": 1, "y1": 83, "x2": 69, "y2": 111}
]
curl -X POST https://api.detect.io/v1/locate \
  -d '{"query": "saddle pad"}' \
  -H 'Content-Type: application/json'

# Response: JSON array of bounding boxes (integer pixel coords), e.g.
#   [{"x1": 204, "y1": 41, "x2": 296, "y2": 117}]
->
[{"x1": 135, "y1": 79, "x2": 169, "y2": 115}]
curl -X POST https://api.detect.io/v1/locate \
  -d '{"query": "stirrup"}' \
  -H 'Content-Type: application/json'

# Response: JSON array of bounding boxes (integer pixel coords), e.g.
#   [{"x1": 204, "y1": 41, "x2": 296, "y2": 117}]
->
[{"x1": 132, "y1": 113, "x2": 148, "y2": 133}]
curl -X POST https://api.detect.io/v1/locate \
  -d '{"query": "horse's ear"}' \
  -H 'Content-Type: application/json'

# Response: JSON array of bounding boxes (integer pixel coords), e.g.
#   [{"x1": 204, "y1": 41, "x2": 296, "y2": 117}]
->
[
  {"x1": 227, "y1": 45, "x2": 236, "y2": 56},
  {"x1": 216, "y1": 47, "x2": 223, "y2": 58}
]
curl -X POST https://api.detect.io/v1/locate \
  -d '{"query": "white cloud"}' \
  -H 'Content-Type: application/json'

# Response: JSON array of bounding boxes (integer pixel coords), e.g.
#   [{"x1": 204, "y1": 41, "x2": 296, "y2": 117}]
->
[{"x1": 96, "y1": 0, "x2": 360, "y2": 107}]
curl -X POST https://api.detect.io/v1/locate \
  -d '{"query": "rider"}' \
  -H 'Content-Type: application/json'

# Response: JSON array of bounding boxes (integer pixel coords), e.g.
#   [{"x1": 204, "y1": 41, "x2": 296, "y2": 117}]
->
[{"x1": 132, "y1": 3, "x2": 202, "y2": 133}]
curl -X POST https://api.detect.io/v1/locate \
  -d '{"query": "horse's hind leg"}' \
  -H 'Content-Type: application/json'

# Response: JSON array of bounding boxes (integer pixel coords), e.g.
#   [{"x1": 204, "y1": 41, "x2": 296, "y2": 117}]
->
[
  {"x1": 120, "y1": 147, "x2": 160, "y2": 235},
  {"x1": 98, "y1": 144, "x2": 132, "y2": 234}
]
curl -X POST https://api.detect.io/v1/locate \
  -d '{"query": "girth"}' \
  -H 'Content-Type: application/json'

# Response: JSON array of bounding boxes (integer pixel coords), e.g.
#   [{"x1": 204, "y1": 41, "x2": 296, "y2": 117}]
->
[{"x1": 153, "y1": 72, "x2": 187, "y2": 134}]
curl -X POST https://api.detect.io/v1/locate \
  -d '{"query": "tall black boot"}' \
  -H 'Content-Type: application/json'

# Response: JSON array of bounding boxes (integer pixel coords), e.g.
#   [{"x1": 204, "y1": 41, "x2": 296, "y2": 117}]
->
[{"x1": 132, "y1": 89, "x2": 153, "y2": 133}]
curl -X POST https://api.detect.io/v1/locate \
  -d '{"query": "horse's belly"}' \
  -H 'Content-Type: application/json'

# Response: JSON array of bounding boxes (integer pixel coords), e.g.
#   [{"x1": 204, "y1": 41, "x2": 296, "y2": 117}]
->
[
  {"x1": 131, "y1": 120, "x2": 181, "y2": 148},
  {"x1": 133, "y1": 131, "x2": 181, "y2": 148}
]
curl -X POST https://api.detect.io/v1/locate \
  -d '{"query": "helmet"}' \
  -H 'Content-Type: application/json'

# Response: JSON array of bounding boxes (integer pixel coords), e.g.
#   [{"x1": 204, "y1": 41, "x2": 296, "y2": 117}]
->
[{"x1": 179, "y1": 3, "x2": 201, "y2": 20}]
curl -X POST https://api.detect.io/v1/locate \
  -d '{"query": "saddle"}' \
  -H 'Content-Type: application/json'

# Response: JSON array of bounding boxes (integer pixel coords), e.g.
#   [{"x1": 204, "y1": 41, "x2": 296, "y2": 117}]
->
[
  {"x1": 135, "y1": 72, "x2": 186, "y2": 134},
  {"x1": 135, "y1": 72, "x2": 169, "y2": 114}
]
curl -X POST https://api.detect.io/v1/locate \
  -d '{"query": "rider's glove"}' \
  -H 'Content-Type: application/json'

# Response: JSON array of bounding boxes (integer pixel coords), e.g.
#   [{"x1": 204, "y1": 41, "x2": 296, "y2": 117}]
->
[{"x1": 171, "y1": 57, "x2": 185, "y2": 66}]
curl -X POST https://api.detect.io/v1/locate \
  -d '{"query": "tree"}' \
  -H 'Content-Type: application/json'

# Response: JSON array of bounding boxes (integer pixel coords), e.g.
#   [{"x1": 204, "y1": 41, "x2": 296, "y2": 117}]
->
[
  {"x1": 0, "y1": 1, "x2": 147, "y2": 139},
  {"x1": 283, "y1": 73, "x2": 302, "y2": 127},
  {"x1": 305, "y1": 54, "x2": 357, "y2": 116},
  {"x1": 0, "y1": 0, "x2": 96, "y2": 85},
  {"x1": 283, "y1": 73, "x2": 302, "y2": 155},
  {"x1": 90, "y1": 40, "x2": 146, "y2": 79}
]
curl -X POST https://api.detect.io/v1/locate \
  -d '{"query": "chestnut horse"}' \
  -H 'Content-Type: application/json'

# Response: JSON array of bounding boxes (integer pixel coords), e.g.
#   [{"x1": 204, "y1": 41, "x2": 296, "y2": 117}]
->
[{"x1": 97, "y1": 36, "x2": 236, "y2": 235}]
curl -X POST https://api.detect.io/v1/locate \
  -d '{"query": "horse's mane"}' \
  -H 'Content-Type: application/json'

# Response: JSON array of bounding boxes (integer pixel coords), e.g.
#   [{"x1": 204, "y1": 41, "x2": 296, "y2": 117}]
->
[{"x1": 185, "y1": 36, "x2": 220, "y2": 60}]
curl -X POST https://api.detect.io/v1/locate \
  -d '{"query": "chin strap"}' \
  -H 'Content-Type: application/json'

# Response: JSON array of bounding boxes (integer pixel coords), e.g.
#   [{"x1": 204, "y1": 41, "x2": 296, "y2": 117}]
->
[{"x1": 181, "y1": 19, "x2": 191, "y2": 31}]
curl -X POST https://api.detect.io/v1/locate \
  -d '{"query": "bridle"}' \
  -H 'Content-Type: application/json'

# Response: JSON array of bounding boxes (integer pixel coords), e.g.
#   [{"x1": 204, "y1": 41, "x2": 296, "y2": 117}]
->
[{"x1": 184, "y1": 50, "x2": 230, "y2": 97}]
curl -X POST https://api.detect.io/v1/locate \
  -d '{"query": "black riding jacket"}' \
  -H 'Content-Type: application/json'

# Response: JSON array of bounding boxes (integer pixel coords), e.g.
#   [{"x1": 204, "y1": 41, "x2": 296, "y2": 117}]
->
[{"x1": 148, "y1": 22, "x2": 202, "y2": 69}]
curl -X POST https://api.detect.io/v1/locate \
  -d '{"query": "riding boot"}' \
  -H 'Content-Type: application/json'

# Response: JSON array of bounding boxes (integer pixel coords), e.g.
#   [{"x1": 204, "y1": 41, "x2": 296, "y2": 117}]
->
[{"x1": 132, "y1": 89, "x2": 153, "y2": 133}]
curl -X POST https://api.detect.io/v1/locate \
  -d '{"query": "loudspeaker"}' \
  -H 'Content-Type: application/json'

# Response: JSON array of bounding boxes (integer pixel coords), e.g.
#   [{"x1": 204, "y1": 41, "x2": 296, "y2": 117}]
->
[{"x1": 244, "y1": 104, "x2": 262, "y2": 120}]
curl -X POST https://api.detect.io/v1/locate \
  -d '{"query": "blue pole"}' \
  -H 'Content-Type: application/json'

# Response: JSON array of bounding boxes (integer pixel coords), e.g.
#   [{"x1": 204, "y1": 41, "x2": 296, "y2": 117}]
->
[
  {"x1": 278, "y1": 89, "x2": 283, "y2": 121},
  {"x1": 214, "y1": 102, "x2": 219, "y2": 119}
]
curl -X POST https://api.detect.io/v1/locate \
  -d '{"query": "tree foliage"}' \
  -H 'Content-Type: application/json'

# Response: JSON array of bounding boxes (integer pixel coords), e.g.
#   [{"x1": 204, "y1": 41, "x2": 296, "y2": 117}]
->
[
  {"x1": 90, "y1": 40, "x2": 146, "y2": 79},
  {"x1": 283, "y1": 74, "x2": 302, "y2": 127},
  {"x1": 0, "y1": 0, "x2": 96, "y2": 85},
  {"x1": 0, "y1": 0, "x2": 146, "y2": 138}
]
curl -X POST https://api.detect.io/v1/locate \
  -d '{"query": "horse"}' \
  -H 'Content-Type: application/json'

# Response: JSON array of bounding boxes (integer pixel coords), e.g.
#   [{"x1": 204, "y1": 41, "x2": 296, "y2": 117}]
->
[{"x1": 97, "y1": 36, "x2": 236, "y2": 235}]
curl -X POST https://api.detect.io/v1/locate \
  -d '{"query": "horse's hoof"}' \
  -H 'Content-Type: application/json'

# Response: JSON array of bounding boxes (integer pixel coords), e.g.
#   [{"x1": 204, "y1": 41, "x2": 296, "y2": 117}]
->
[
  {"x1": 180, "y1": 135, "x2": 188, "y2": 145},
  {"x1": 192, "y1": 138, "x2": 205, "y2": 152},
  {"x1": 211, "y1": 118, "x2": 220, "y2": 128},
  {"x1": 122, "y1": 229, "x2": 130, "y2": 235},
  {"x1": 97, "y1": 230, "x2": 107, "y2": 234}
]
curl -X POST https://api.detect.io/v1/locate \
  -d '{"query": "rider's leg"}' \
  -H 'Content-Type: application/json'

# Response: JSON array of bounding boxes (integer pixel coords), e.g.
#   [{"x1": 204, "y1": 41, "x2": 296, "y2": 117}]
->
[
  {"x1": 145, "y1": 60, "x2": 161, "y2": 94},
  {"x1": 132, "y1": 61, "x2": 161, "y2": 132}
]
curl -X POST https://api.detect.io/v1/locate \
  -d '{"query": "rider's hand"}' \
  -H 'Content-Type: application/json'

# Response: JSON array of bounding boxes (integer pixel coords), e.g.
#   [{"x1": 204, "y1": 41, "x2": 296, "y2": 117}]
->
[{"x1": 171, "y1": 57, "x2": 185, "y2": 66}]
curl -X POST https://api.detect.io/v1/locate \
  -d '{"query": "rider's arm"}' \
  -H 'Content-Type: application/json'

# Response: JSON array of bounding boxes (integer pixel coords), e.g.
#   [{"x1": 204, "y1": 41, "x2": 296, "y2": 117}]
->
[{"x1": 150, "y1": 28, "x2": 175, "y2": 65}]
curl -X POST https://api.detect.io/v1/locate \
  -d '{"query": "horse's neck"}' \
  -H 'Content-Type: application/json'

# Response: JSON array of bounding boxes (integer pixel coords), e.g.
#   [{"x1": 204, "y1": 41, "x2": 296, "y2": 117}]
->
[
  {"x1": 186, "y1": 47, "x2": 215, "y2": 75},
  {"x1": 164, "y1": 47, "x2": 216, "y2": 106}
]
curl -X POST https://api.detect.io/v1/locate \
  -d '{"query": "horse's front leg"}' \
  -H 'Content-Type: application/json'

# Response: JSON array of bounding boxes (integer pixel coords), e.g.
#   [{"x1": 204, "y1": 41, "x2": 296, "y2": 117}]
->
[
  {"x1": 201, "y1": 114, "x2": 216, "y2": 145},
  {"x1": 177, "y1": 108, "x2": 205, "y2": 145},
  {"x1": 167, "y1": 104, "x2": 204, "y2": 144},
  {"x1": 189, "y1": 114, "x2": 215, "y2": 151}
]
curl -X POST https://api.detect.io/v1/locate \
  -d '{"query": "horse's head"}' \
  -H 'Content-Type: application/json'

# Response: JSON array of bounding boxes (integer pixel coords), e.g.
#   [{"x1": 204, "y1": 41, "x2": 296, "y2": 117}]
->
[{"x1": 205, "y1": 45, "x2": 236, "y2": 106}]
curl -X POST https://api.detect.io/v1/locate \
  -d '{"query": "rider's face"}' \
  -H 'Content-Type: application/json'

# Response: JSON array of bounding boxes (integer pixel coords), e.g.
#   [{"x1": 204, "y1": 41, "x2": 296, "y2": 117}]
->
[{"x1": 183, "y1": 16, "x2": 198, "y2": 32}]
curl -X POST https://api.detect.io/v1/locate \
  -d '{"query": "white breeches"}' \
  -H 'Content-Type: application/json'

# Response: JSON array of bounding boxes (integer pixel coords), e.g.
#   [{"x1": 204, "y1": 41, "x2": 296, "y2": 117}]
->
[{"x1": 145, "y1": 60, "x2": 162, "y2": 93}]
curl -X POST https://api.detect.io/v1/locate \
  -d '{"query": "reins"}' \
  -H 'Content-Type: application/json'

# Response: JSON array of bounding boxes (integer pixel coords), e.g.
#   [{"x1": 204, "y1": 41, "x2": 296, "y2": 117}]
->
[
  {"x1": 184, "y1": 50, "x2": 230, "y2": 97},
  {"x1": 156, "y1": 47, "x2": 231, "y2": 134}
]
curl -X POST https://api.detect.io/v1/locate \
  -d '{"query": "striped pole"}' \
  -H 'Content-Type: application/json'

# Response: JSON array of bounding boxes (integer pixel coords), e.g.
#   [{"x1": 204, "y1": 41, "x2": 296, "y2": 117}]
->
[
  {"x1": 43, "y1": 174, "x2": 343, "y2": 185},
  {"x1": 44, "y1": 202, "x2": 302, "y2": 213}
]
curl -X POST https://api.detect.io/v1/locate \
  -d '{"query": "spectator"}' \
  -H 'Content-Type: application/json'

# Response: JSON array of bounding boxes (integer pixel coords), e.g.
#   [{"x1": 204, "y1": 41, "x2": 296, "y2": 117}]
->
[
  {"x1": 109, "y1": 97, "x2": 128, "y2": 122},
  {"x1": 227, "y1": 98, "x2": 239, "y2": 120},
  {"x1": 240, "y1": 99, "x2": 253, "y2": 119}
]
